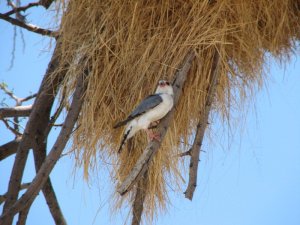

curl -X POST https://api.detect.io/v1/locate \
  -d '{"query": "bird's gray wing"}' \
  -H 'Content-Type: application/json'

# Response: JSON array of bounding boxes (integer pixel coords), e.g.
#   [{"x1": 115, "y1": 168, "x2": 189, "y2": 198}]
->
[
  {"x1": 129, "y1": 94, "x2": 163, "y2": 118},
  {"x1": 113, "y1": 94, "x2": 162, "y2": 128}
]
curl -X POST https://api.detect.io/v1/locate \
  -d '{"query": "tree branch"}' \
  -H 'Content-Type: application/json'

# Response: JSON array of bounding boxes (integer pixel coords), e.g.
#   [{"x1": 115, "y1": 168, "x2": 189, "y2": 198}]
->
[
  {"x1": 0, "y1": 105, "x2": 32, "y2": 118},
  {"x1": 0, "y1": 137, "x2": 21, "y2": 161},
  {"x1": 0, "y1": 83, "x2": 18, "y2": 101},
  {"x1": 117, "y1": 50, "x2": 195, "y2": 195},
  {"x1": 1, "y1": 119, "x2": 22, "y2": 136},
  {"x1": 4, "y1": 2, "x2": 40, "y2": 16},
  {"x1": 20, "y1": 93, "x2": 37, "y2": 103},
  {"x1": 1, "y1": 44, "x2": 64, "y2": 225},
  {"x1": 33, "y1": 139, "x2": 67, "y2": 225},
  {"x1": 0, "y1": 13, "x2": 57, "y2": 37},
  {"x1": 42, "y1": 178, "x2": 67, "y2": 225},
  {"x1": 0, "y1": 73, "x2": 87, "y2": 222},
  {"x1": 184, "y1": 49, "x2": 220, "y2": 200},
  {"x1": 0, "y1": 183, "x2": 30, "y2": 205},
  {"x1": 131, "y1": 172, "x2": 148, "y2": 225},
  {"x1": 0, "y1": 83, "x2": 37, "y2": 104},
  {"x1": 16, "y1": 205, "x2": 30, "y2": 225}
]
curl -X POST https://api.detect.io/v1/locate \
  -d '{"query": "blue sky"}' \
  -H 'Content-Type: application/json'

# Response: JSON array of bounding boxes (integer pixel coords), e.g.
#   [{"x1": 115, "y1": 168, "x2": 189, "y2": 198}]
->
[{"x1": 1, "y1": 4, "x2": 300, "y2": 225}]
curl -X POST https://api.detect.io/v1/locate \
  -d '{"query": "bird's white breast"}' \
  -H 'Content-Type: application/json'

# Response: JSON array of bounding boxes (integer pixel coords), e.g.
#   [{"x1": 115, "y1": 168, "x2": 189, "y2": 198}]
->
[
  {"x1": 125, "y1": 91, "x2": 174, "y2": 139},
  {"x1": 137, "y1": 93, "x2": 173, "y2": 129}
]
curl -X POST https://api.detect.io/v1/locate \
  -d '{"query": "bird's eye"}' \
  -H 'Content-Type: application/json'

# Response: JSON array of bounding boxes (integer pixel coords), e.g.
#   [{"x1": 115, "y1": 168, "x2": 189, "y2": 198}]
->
[{"x1": 166, "y1": 81, "x2": 170, "y2": 85}]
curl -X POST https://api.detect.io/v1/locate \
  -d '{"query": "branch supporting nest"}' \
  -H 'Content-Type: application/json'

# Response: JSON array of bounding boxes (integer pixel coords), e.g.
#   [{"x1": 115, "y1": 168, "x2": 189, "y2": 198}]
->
[
  {"x1": 184, "y1": 49, "x2": 220, "y2": 200},
  {"x1": 0, "y1": 137, "x2": 21, "y2": 161},
  {"x1": 117, "y1": 50, "x2": 195, "y2": 196}
]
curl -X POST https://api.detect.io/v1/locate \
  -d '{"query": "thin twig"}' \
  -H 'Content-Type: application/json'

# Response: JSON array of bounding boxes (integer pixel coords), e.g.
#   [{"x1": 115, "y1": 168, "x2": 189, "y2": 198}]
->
[
  {"x1": 20, "y1": 93, "x2": 37, "y2": 103},
  {"x1": 5, "y1": 2, "x2": 40, "y2": 16},
  {"x1": 0, "y1": 83, "x2": 18, "y2": 101},
  {"x1": 45, "y1": 90, "x2": 66, "y2": 134},
  {"x1": 1, "y1": 119, "x2": 22, "y2": 136},
  {"x1": 0, "y1": 13, "x2": 57, "y2": 37},
  {"x1": 117, "y1": 50, "x2": 195, "y2": 195},
  {"x1": 7, "y1": 0, "x2": 26, "y2": 22},
  {"x1": 184, "y1": 49, "x2": 220, "y2": 200},
  {"x1": 6, "y1": 117, "x2": 25, "y2": 129}
]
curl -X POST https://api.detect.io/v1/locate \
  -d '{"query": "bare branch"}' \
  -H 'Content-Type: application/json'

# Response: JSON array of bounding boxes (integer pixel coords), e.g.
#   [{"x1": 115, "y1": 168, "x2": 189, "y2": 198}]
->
[
  {"x1": 0, "y1": 83, "x2": 18, "y2": 101},
  {"x1": 0, "y1": 13, "x2": 57, "y2": 37},
  {"x1": 1, "y1": 119, "x2": 22, "y2": 136},
  {"x1": 0, "y1": 105, "x2": 32, "y2": 118},
  {"x1": 1, "y1": 44, "x2": 64, "y2": 225},
  {"x1": 42, "y1": 179, "x2": 67, "y2": 225},
  {"x1": 32, "y1": 138, "x2": 66, "y2": 224},
  {"x1": 184, "y1": 49, "x2": 220, "y2": 200},
  {"x1": 0, "y1": 73, "x2": 87, "y2": 221},
  {"x1": 16, "y1": 206, "x2": 30, "y2": 225},
  {"x1": 131, "y1": 173, "x2": 148, "y2": 225},
  {"x1": 7, "y1": 0, "x2": 26, "y2": 22},
  {"x1": 20, "y1": 93, "x2": 37, "y2": 103},
  {"x1": 0, "y1": 137, "x2": 21, "y2": 161},
  {"x1": 0, "y1": 183, "x2": 30, "y2": 205},
  {"x1": 117, "y1": 50, "x2": 195, "y2": 195},
  {"x1": 5, "y1": 2, "x2": 40, "y2": 16}
]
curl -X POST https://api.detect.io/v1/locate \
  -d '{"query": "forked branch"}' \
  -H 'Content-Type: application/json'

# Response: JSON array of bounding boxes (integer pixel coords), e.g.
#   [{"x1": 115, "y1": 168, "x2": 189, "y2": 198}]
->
[
  {"x1": 0, "y1": 73, "x2": 87, "y2": 222},
  {"x1": 0, "y1": 183, "x2": 30, "y2": 205},
  {"x1": 1, "y1": 44, "x2": 64, "y2": 225}
]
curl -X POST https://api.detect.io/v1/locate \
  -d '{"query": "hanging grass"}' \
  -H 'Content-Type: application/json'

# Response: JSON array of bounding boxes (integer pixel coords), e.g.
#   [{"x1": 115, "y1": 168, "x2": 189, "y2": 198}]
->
[{"x1": 51, "y1": 0, "x2": 300, "y2": 221}]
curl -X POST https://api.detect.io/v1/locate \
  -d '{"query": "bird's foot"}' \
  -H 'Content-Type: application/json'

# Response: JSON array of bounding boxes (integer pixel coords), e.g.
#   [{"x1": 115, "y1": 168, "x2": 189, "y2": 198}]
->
[{"x1": 146, "y1": 129, "x2": 161, "y2": 142}]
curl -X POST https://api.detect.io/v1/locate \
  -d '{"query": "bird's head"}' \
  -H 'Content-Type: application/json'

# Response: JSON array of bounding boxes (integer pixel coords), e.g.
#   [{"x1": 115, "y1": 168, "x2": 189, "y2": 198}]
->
[{"x1": 155, "y1": 80, "x2": 173, "y2": 95}]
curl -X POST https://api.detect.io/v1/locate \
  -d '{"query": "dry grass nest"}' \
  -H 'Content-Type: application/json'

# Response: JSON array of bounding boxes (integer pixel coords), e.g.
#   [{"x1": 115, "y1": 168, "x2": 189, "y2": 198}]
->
[{"x1": 51, "y1": 0, "x2": 300, "y2": 221}]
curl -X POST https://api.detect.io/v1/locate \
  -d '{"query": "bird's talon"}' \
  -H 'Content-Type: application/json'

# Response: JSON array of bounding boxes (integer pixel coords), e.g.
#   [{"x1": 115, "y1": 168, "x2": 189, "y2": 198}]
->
[
  {"x1": 152, "y1": 133, "x2": 161, "y2": 142},
  {"x1": 146, "y1": 129, "x2": 161, "y2": 142}
]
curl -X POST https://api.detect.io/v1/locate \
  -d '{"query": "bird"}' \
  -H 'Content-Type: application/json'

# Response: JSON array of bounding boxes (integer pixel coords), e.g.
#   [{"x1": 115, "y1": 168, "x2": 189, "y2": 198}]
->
[{"x1": 114, "y1": 80, "x2": 174, "y2": 153}]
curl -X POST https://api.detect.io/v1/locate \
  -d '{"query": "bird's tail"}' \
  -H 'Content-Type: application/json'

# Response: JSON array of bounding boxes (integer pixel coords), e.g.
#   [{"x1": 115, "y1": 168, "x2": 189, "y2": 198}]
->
[{"x1": 118, "y1": 126, "x2": 132, "y2": 154}]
